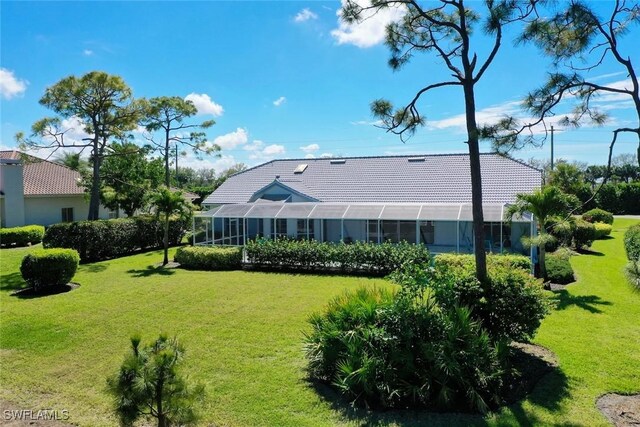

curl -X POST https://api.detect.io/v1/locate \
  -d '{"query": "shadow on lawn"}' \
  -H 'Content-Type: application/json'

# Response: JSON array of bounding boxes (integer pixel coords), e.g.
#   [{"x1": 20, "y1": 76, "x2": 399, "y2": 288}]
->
[
  {"x1": 306, "y1": 356, "x2": 571, "y2": 427},
  {"x1": 551, "y1": 290, "x2": 612, "y2": 313},
  {"x1": 0, "y1": 272, "x2": 26, "y2": 291},
  {"x1": 81, "y1": 263, "x2": 108, "y2": 273},
  {"x1": 126, "y1": 266, "x2": 176, "y2": 278}
]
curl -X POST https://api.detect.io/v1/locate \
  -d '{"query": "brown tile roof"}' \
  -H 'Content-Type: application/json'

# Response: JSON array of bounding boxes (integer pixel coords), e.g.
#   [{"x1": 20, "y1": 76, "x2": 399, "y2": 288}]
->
[{"x1": 0, "y1": 150, "x2": 85, "y2": 196}]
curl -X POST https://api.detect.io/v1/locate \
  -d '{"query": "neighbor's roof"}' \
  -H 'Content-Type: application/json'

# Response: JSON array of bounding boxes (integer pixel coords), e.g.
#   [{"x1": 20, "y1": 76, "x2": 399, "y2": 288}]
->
[
  {"x1": 204, "y1": 153, "x2": 542, "y2": 205},
  {"x1": 0, "y1": 150, "x2": 84, "y2": 196}
]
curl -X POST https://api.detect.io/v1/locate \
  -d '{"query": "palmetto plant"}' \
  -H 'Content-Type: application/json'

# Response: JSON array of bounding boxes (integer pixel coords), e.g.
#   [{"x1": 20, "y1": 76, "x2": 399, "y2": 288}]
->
[{"x1": 506, "y1": 186, "x2": 571, "y2": 280}]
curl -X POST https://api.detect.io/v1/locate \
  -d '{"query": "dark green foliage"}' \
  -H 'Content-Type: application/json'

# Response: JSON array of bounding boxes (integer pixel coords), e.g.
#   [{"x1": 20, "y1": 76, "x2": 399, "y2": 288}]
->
[
  {"x1": 582, "y1": 208, "x2": 614, "y2": 225},
  {"x1": 304, "y1": 287, "x2": 506, "y2": 412},
  {"x1": 107, "y1": 335, "x2": 204, "y2": 427},
  {"x1": 20, "y1": 248, "x2": 79, "y2": 291},
  {"x1": 619, "y1": 183, "x2": 640, "y2": 215},
  {"x1": 573, "y1": 219, "x2": 597, "y2": 249},
  {"x1": 545, "y1": 252, "x2": 575, "y2": 285},
  {"x1": 434, "y1": 253, "x2": 532, "y2": 272},
  {"x1": 0, "y1": 225, "x2": 45, "y2": 247},
  {"x1": 624, "y1": 224, "x2": 640, "y2": 261},
  {"x1": 424, "y1": 262, "x2": 548, "y2": 343},
  {"x1": 245, "y1": 238, "x2": 430, "y2": 276},
  {"x1": 549, "y1": 220, "x2": 574, "y2": 249},
  {"x1": 593, "y1": 223, "x2": 613, "y2": 239},
  {"x1": 175, "y1": 246, "x2": 242, "y2": 271},
  {"x1": 43, "y1": 215, "x2": 189, "y2": 262}
]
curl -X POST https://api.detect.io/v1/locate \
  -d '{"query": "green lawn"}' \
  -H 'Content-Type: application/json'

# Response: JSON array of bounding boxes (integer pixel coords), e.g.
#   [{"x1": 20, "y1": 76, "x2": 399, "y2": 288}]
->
[{"x1": 0, "y1": 218, "x2": 638, "y2": 426}]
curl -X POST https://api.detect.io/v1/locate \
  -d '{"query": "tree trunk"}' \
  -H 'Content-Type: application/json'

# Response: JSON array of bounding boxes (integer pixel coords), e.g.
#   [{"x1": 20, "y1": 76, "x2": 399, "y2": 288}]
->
[
  {"x1": 163, "y1": 212, "x2": 170, "y2": 266},
  {"x1": 88, "y1": 138, "x2": 102, "y2": 220},
  {"x1": 165, "y1": 129, "x2": 171, "y2": 188},
  {"x1": 463, "y1": 81, "x2": 488, "y2": 283}
]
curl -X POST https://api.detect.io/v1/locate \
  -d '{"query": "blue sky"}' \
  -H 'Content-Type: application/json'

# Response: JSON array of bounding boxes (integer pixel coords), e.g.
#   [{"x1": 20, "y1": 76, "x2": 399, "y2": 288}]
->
[{"x1": 1, "y1": 1, "x2": 637, "y2": 172}]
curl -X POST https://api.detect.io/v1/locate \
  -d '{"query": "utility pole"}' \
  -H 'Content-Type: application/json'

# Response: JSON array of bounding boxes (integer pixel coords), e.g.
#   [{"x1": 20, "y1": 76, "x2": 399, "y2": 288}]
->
[
  {"x1": 175, "y1": 147, "x2": 179, "y2": 188},
  {"x1": 550, "y1": 125, "x2": 555, "y2": 171}
]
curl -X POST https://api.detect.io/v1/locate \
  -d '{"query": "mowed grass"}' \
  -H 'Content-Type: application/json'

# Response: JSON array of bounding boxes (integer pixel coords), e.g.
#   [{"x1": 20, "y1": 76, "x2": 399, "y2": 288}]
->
[{"x1": 0, "y1": 218, "x2": 638, "y2": 426}]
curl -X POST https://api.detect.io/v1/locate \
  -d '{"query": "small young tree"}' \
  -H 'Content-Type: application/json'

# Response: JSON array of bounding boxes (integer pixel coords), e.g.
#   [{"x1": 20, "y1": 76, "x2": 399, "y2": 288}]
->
[
  {"x1": 506, "y1": 186, "x2": 572, "y2": 280},
  {"x1": 151, "y1": 187, "x2": 192, "y2": 266},
  {"x1": 107, "y1": 334, "x2": 204, "y2": 427}
]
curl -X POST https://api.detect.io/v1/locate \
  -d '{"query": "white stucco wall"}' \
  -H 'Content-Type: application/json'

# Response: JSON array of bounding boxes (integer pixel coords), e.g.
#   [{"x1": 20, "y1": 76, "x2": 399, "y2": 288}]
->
[
  {"x1": 24, "y1": 196, "x2": 111, "y2": 226},
  {"x1": 0, "y1": 163, "x2": 26, "y2": 227}
]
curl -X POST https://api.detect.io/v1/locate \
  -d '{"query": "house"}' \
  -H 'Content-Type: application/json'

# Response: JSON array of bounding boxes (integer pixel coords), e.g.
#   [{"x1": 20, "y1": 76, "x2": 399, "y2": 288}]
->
[
  {"x1": 0, "y1": 150, "x2": 112, "y2": 227},
  {"x1": 195, "y1": 153, "x2": 541, "y2": 256}
]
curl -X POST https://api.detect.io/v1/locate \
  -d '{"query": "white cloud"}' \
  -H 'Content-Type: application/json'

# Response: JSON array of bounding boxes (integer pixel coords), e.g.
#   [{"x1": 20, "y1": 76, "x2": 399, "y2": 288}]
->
[
  {"x1": 213, "y1": 128, "x2": 248, "y2": 150},
  {"x1": 0, "y1": 68, "x2": 28, "y2": 99},
  {"x1": 185, "y1": 93, "x2": 224, "y2": 116},
  {"x1": 273, "y1": 96, "x2": 287, "y2": 107},
  {"x1": 179, "y1": 153, "x2": 238, "y2": 172},
  {"x1": 83, "y1": 49, "x2": 94, "y2": 56},
  {"x1": 305, "y1": 153, "x2": 316, "y2": 159},
  {"x1": 300, "y1": 143, "x2": 320, "y2": 153},
  {"x1": 294, "y1": 8, "x2": 318, "y2": 23},
  {"x1": 243, "y1": 140, "x2": 264, "y2": 151},
  {"x1": 331, "y1": 0, "x2": 406, "y2": 48},
  {"x1": 320, "y1": 152, "x2": 334, "y2": 158},
  {"x1": 262, "y1": 144, "x2": 285, "y2": 156},
  {"x1": 350, "y1": 119, "x2": 383, "y2": 126}
]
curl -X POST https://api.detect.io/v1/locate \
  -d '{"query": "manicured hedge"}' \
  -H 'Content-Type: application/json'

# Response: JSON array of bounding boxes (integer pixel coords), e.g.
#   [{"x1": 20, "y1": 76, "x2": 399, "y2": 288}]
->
[
  {"x1": 245, "y1": 238, "x2": 430, "y2": 275},
  {"x1": 546, "y1": 252, "x2": 575, "y2": 284},
  {"x1": 0, "y1": 225, "x2": 45, "y2": 247},
  {"x1": 582, "y1": 208, "x2": 614, "y2": 225},
  {"x1": 20, "y1": 248, "x2": 80, "y2": 291},
  {"x1": 175, "y1": 246, "x2": 242, "y2": 270},
  {"x1": 43, "y1": 215, "x2": 190, "y2": 262},
  {"x1": 573, "y1": 219, "x2": 597, "y2": 249},
  {"x1": 434, "y1": 253, "x2": 532, "y2": 272},
  {"x1": 593, "y1": 222, "x2": 613, "y2": 239},
  {"x1": 624, "y1": 224, "x2": 640, "y2": 261}
]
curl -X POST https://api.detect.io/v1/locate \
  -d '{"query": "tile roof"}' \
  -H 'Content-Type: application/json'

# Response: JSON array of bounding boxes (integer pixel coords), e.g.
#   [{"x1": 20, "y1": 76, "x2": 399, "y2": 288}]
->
[
  {"x1": 204, "y1": 153, "x2": 542, "y2": 205},
  {"x1": 0, "y1": 150, "x2": 85, "y2": 196}
]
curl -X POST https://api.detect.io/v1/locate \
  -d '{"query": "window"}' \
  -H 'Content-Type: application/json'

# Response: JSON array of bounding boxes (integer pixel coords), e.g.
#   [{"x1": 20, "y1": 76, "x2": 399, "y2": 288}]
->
[
  {"x1": 367, "y1": 220, "x2": 379, "y2": 243},
  {"x1": 61, "y1": 207, "x2": 74, "y2": 222},
  {"x1": 419, "y1": 221, "x2": 435, "y2": 245},
  {"x1": 296, "y1": 219, "x2": 315, "y2": 240},
  {"x1": 399, "y1": 221, "x2": 416, "y2": 243},
  {"x1": 275, "y1": 218, "x2": 287, "y2": 238},
  {"x1": 381, "y1": 220, "x2": 397, "y2": 243},
  {"x1": 108, "y1": 211, "x2": 118, "y2": 219}
]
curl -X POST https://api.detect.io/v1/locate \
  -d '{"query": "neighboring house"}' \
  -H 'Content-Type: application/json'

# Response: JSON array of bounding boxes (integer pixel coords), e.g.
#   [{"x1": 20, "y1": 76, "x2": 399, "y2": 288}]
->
[
  {"x1": 0, "y1": 150, "x2": 112, "y2": 227},
  {"x1": 195, "y1": 153, "x2": 541, "y2": 256}
]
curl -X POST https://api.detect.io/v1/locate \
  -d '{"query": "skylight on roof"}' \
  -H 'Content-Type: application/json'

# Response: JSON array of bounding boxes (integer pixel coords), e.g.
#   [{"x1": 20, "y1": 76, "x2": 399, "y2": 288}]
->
[
  {"x1": 294, "y1": 164, "x2": 308, "y2": 174},
  {"x1": 408, "y1": 157, "x2": 426, "y2": 162},
  {"x1": 330, "y1": 159, "x2": 346, "y2": 164}
]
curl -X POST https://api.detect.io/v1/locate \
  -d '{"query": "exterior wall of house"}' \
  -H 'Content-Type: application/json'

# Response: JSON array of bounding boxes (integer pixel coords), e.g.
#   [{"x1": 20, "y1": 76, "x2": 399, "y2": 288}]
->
[
  {"x1": 24, "y1": 196, "x2": 111, "y2": 226},
  {"x1": 0, "y1": 163, "x2": 26, "y2": 227}
]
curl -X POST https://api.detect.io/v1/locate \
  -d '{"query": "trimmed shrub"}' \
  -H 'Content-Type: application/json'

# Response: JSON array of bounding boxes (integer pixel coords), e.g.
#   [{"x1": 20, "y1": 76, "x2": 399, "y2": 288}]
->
[
  {"x1": 593, "y1": 222, "x2": 613, "y2": 239},
  {"x1": 175, "y1": 246, "x2": 242, "y2": 270},
  {"x1": 0, "y1": 225, "x2": 45, "y2": 247},
  {"x1": 245, "y1": 238, "x2": 430, "y2": 276},
  {"x1": 573, "y1": 219, "x2": 596, "y2": 249},
  {"x1": 43, "y1": 215, "x2": 190, "y2": 262},
  {"x1": 434, "y1": 253, "x2": 532, "y2": 272},
  {"x1": 549, "y1": 220, "x2": 574, "y2": 249},
  {"x1": 545, "y1": 252, "x2": 575, "y2": 284},
  {"x1": 20, "y1": 248, "x2": 80, "y2": 291},
  {"x1": 304, "y1": 287, "x2": 506, "y2": 412},
  {"x1": 582, "y1": 208, "x2": 614, "y2": 225},
  {"x1": 624, "y1": 224, "x2": 640, "y2": 261}
]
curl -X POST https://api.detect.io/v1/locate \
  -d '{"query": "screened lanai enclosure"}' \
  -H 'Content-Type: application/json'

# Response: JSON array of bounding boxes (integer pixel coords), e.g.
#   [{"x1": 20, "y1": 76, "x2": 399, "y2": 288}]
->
[{"x1": 193, "y1": 202, "x2": 535, "y2": 256}]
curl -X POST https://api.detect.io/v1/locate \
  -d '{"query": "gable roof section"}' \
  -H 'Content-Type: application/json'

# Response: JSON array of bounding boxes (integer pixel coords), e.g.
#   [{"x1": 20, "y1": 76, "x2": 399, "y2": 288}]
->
[
  {"x1": 248, "y1": 179, "x2": 319, "y2": 202},
  {"x1": 204, "y1": 153, "x2": 542, "y2": 205},
  {"x1": 0, "y1": 150, "x2": 84, "y2": 196}
]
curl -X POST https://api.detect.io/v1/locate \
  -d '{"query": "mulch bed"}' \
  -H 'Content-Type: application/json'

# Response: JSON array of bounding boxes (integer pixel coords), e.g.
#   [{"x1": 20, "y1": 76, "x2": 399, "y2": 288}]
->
[
  {"x1": 597, "y1": 394, "x2": 640, "y2": 426},
  {"x1": 502, "y1": 342, "x2": 559, "y2": 405}
]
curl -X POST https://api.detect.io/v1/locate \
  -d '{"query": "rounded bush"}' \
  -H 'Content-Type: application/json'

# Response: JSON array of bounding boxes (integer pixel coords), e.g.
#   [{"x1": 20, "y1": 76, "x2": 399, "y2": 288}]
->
[
  {"x1": 624, "y1": 224, "x2": 640, "y2": 261},
  {"x1": 573, "y1": 219, "x2": 597, "y2": 249},
  {"x1": 174, "y1": 246, "x2": 242, "y2": 270},
  {"x1": 20, "y1": 248, "x2": 80, "y2": 291},
  {"x1": 593, "y1": 222, "x2": 612, "y2": 239},
  {"x1": 545, "y1": 253, "x2": 575, "y2": 284},
  {"x1": 434, "y1": 253, "x2": 532, "y2": 272},
  {"x1": 0, "y1": 225, "x2": 45, "y2": 247},
  {"x1": 582, "y1": 208, "x2": 614, "y2": 225}
]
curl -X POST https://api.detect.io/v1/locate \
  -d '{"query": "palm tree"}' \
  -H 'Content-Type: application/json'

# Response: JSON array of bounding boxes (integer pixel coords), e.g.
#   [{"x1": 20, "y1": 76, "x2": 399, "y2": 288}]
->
[
  {"x1": 505, "y1": 186, "x2": 570, "y2": 280},
  {"x1": 54, "y1": 152, "x2": 89, "y2": 172},
  {"x1": 151, "y1": 187, "x2": 191, "y2": 266}
]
